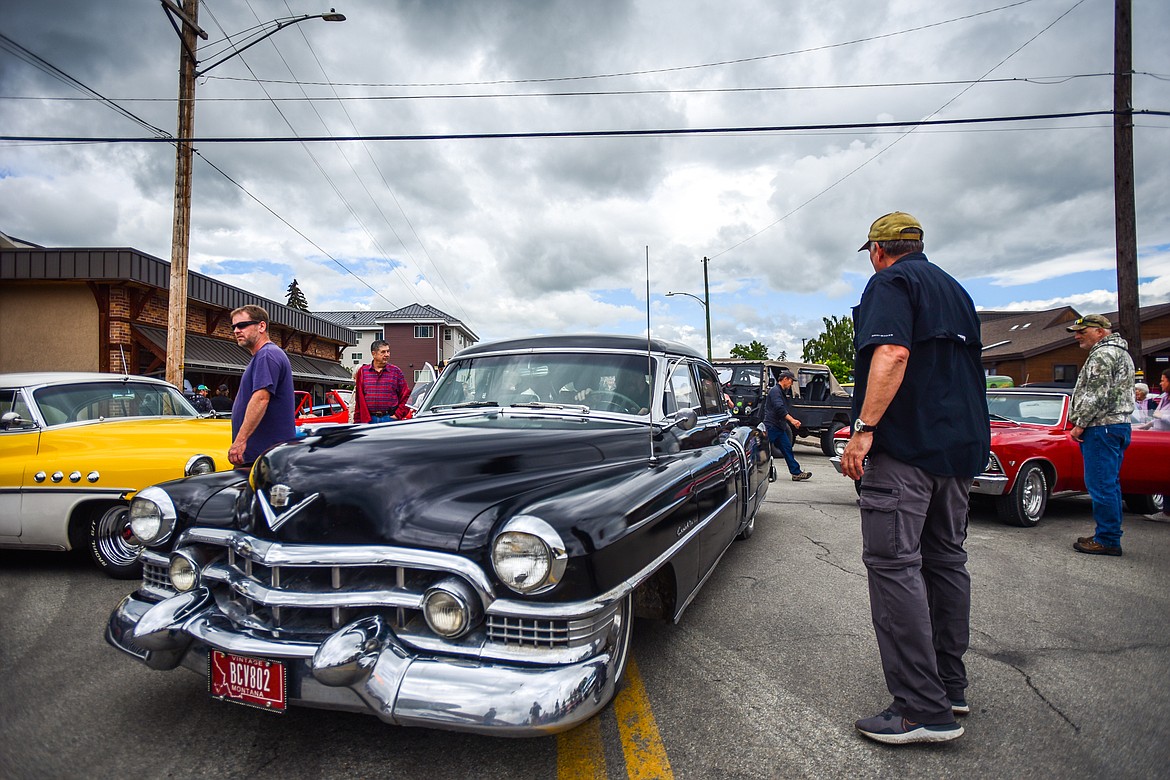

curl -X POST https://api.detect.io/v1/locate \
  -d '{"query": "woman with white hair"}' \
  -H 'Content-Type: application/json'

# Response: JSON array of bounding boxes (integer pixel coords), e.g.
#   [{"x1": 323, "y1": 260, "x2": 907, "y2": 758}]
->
[{"x1": 1131, "y1": 382, "x2": 1151, "y2": 424}]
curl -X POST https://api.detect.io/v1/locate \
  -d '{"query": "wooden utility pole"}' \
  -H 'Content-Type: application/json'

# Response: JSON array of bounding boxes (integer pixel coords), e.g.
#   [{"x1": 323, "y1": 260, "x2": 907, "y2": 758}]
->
[
  {"x1": 1114, "y1": 0, "x2": 1141, "y2": 367},
  {"x1": 166, "y1": 0, "x2": 200, "y2": 388},
  {"x1": 702, "y1": 256, "x2": 712, "y2": 361}
]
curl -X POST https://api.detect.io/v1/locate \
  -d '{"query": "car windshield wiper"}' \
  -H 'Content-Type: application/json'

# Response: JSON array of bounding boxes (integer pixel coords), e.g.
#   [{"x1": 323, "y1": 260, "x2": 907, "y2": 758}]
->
[
  {"x1": 988, "y1": 412, "x2": 1021, "y2": 426},
  {"x1": 507, "y1": 401, "x2": 590, "y2": 412},
  {"x1": 427, "y1": 401, "x2": 500, "y2": 411}
]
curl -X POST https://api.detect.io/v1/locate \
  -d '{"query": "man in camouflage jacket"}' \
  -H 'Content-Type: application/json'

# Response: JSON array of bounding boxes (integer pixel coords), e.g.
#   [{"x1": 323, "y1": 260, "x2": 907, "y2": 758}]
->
[{"x1": 1066, "y1": 314, "x2": 1135, "y2": 556}]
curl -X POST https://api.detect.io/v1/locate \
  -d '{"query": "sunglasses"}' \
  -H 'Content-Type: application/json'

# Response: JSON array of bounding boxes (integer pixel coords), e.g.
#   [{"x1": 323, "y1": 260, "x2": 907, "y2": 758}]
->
[{"x1": 231, "y1": 320, "x2": 261, "y2": 331}]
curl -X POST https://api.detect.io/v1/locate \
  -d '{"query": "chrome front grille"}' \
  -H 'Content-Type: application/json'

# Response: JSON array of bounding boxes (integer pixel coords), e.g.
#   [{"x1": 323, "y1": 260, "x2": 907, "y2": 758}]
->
[
  {"x1": 145, "y1": 529, "x2": 618, "y2": 659},
  {"x1": 169, "y1": 529, "x2": 495, "y2": 641},
  {"x1": 140, "y1": 551, "x2": 174, "y2": 598},
  {"x1": 487, "y1": 602, "x2": 618, "y2": 649}
]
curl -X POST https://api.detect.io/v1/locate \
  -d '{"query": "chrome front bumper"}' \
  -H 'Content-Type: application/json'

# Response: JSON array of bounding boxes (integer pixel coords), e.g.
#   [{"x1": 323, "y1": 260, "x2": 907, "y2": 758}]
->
[
  {"x1": 107, "y1": 589, "x2": 627, "y2": 737},
  {"x1": 969, "y1": 474, "x2": 1009, "y2": 495}
]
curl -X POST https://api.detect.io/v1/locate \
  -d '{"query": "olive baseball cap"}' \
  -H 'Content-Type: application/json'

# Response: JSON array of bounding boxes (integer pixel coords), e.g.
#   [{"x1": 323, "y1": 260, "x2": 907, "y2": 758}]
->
[
  {"x1": 1066, "y1": 314, "x2": 1112, "y2": 332},
  {"x1": 858, "y1": 211, "x2": 924, "y2": 251}
]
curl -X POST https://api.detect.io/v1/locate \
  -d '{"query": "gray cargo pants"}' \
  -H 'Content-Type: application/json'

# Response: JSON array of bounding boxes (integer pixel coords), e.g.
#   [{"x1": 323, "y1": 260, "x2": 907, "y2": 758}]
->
[{"x1": 858, "y1": 451, "x2": 971, "y2": 724}]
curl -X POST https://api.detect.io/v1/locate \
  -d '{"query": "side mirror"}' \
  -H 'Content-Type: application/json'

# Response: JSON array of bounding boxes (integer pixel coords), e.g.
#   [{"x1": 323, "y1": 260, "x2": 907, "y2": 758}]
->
[
  {"x1": 1, "y1": 411, "x2": 29, "y2": 430},
  {"x1": 670, "y1": 408, "x2": 698, "y2": 431}
]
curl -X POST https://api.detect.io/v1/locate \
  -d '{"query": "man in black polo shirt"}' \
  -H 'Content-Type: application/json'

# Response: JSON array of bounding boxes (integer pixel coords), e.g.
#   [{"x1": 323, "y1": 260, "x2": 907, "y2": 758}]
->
[{"x1": 841, "y1": 212, "x2": 990, "y2": 745}]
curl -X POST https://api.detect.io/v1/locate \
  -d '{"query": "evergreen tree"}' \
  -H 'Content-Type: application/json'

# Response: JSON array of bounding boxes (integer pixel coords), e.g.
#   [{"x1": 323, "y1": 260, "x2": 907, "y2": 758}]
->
[{"x1": 285, "y1": 278, "x2": 309, "y2": 312}]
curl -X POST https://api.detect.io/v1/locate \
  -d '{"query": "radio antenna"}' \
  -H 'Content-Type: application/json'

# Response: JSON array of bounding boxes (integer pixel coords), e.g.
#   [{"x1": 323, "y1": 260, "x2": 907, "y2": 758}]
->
[{"x1": 646, "y1": 246, "x2": 657, "y2": 465}]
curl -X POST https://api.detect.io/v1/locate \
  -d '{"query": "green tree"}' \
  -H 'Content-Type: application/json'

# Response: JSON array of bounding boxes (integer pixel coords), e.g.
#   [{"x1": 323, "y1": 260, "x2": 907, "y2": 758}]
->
[
  {"x1": 730, "y1": 340, "x2": 770, "y2": 360},
  {"x1": 285, "y1": 278, "x2": 309, "y2": 312},
  {"x1": 802, "y1": 315, "x2": 854, "y2": 382}
]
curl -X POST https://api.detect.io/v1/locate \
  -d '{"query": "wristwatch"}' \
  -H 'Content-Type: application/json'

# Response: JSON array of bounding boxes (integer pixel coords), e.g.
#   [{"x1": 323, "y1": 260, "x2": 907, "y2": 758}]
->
[{"x1": 853, "y1": 418, "x2": 877, "y2": 434}]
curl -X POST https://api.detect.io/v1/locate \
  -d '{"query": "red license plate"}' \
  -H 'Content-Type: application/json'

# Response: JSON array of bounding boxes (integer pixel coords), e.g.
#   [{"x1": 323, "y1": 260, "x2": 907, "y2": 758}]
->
[{"x1": 209, "y1": 650, "x2": 286, "y2": 712}]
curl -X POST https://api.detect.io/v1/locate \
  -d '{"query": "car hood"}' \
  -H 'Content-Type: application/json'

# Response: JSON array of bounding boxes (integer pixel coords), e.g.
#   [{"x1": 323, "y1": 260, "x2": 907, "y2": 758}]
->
[
  {"x1": 989, "y1": 421, "x2": 1065, "y2": 444},
  {"x1": 987, "y1": 420, "x2": 1071, "y2": 451},
  {"x1": 34, "y1": 416, "x2": 233, "y2": 480},
  {"x1": 242, "y1": 413, "x2": 660, "y2": 551}
]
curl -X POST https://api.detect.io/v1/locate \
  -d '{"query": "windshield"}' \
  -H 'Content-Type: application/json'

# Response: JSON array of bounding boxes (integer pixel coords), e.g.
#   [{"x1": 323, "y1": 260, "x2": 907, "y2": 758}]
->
[
  {"x1": 717, "y1": 366, "x2": 762, "y2": 386},
  {"x1": 421, "y1": 352, "x2": 658, "y2": 416},
  {"x1": 33, "y1": 381, "x2": 198, "y2": 425},
  {"x1": 986, "y1": 392, "x2": 1066, "y2": 426}
]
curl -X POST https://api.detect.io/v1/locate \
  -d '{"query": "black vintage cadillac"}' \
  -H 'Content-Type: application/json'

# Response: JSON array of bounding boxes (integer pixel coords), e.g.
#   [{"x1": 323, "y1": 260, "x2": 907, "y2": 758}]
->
[{"x1": 106, "y1": 334, "x2": 773, "y2": 736}]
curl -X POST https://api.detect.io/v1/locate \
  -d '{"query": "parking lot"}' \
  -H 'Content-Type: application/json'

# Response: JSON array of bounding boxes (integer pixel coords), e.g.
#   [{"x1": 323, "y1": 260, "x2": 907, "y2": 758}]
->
[{"x1": 2, "y1": 444, "x2": 1167, "y2": 779}]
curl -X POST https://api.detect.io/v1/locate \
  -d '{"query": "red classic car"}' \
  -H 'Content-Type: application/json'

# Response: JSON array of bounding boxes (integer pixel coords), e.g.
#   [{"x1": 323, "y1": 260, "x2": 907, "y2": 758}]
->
[
  {"x1": 294, "y1": 389, "x2": 350, "y2": 426},
  {"x1": 975, "y1": 387, "x2": 1165, "y2": 526},
  {"x1": 833, "y1": 387, "x2": 1167, "y2": 527}
]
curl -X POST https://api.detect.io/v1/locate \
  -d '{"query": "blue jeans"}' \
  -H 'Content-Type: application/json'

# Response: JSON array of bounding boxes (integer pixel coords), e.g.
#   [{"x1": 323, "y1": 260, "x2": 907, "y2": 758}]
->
[
  {"x1": 766, "y1": 424, "x2": 803, "y2": 475},
  {"x1": 1080, "y1": 423, "x2": 1131, "y2": 547},
  {"x1": 369, "y1": 412, "x2": 395, "y2": 423}
]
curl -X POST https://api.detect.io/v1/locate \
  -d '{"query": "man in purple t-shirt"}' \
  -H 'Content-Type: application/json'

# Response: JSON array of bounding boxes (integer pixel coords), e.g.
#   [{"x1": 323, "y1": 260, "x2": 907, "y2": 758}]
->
[{"x1": 228, "y1": 305, "x2": 295, "y2": 467}]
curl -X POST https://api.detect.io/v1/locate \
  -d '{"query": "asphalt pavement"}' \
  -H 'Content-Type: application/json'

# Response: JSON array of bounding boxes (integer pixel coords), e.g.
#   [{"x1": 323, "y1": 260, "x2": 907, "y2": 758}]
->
[{"x1": 2, "y1": 443, "x2": 1167, "y2": 779}]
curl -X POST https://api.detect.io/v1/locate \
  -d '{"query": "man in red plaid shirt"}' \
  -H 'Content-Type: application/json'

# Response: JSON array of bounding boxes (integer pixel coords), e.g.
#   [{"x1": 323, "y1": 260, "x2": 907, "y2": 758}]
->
[{"x1": 350, "y1": 339, "x2": 409, "y2": 423}]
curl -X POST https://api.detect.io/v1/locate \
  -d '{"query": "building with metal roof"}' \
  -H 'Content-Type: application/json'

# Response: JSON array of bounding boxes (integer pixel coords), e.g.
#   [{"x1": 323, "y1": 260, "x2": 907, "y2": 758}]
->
[
  {"x1": 979, "y1": 304, "x2": 1170, "y2": 385},
  {"x1": 0, "y1": 246, "x2": 355, "y2": 394}
]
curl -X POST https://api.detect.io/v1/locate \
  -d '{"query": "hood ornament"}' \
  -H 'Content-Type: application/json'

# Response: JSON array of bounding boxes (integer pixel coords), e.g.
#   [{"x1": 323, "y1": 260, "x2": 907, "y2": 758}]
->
[
  {"x1": 270, "y1": 483, "x2": 293, "y2": 508},
  {"x1": 257, "y1": 487, "x2": 321, "y2": 532}
]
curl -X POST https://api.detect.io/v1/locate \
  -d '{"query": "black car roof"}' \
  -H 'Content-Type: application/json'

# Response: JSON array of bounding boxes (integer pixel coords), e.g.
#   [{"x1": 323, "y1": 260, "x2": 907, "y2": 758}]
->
[{"x1": 456, "y1": 334, "x2": 704, "y2": 360}]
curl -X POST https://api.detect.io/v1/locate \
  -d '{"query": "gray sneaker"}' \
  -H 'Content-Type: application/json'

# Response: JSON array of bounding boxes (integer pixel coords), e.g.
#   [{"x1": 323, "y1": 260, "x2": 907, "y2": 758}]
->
[
  {"x1": 855, "y1": 708, "x2": 964, "y2": 744},
  {"x1": 1143, "y1": 513, "x2": 1170, "y2": 523},
  {"x1": 792, "y1": 471, "x2": 812, "y2": 482}
]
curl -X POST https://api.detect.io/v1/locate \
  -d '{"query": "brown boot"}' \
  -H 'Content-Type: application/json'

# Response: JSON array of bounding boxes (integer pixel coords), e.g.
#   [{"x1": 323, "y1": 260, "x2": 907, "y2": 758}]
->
[{"x1": 1073, "y1": 538, "x2": 1122, "y2": 556}]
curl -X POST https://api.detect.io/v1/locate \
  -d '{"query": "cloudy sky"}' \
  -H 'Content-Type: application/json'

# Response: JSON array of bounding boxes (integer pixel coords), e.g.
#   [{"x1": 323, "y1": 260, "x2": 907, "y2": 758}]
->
[{"x1": 2, "y1": 0, "x2": 1169, "y2": 358}]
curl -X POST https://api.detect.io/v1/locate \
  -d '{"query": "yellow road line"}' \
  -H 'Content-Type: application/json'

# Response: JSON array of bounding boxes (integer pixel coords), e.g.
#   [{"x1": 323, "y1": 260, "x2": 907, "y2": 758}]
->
[
  {"x1": 557, "y1": 713, "x2": 607, "y2": 780},
  {"x1": 613, "y1": 657, "x2": 673, "y2": 780}
]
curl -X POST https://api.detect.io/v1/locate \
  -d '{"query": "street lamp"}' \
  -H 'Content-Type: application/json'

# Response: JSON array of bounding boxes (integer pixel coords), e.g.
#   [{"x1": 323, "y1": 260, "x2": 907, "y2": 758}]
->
[
  {"x1": 159, "y1": 2, "x2": 346, "y2": 388},
  {"x1": 666, "y1": 290, "x2": 712, "y2": 361},
  {"x1": 665, "y1": 255, "x2": 712, "y2": 361}
]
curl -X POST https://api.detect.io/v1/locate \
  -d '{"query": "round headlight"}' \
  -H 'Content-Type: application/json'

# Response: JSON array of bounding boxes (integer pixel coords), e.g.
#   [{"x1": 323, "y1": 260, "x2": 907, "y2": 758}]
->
[
  {"x1": 493, "y1": 533, "x2": 551, "y2": 593},
  {"x1": 129, "y1": 499, "x2": 163, "y2": 544},
  {"x1": 423, "y1": 589, "x2": 468, "y2": 637},
  {"x1": 127, "y1": 486, "x2": 177, "y2": 546},
  {"x1": 491, "y1": 515, "x2": 567, "y2": 595},
  {"x1": 169, "y1": 552, "x2": 199, "y2": 592},
  {"x1": 185, "y1": 455, "x2": 215, "y2": 477}
]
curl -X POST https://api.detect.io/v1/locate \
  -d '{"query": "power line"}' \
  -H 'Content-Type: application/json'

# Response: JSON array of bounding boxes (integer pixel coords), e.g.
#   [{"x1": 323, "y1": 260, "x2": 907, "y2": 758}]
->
[
  {"x1": 203, "y1": 0, "x2": 405, "y2": 308},
  {"x1": 277, "y1": 0, "x2": 468, "y2": 322},
  {"x1": 710, "y1": 0, "x2": 1094, "y2": 260},
  {"x1": 8, "y1": 111, "x2": 1161, "y2": 144},
  {"x1": 199, "y1": 0, "x2": 1043, "y2": 89},
  {"x1": 0, "y1": 27, "x2": 398, "y2": 309},
  {"x1": 0, "y1": 72, "x2": 1121, "y2": 103}
]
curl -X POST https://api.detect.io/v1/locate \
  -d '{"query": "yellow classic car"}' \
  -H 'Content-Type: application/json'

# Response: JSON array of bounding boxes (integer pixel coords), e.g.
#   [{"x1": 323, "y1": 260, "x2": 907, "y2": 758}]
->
[{"x1": 0, "y1": 372, "x2": 232, "y2": 578}]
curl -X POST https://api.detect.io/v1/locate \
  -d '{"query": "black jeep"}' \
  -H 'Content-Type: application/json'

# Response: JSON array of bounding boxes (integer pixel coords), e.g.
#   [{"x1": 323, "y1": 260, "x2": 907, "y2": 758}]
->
[{"x1": 714, "y1": 359, "x2": 852, "y2": 456}]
